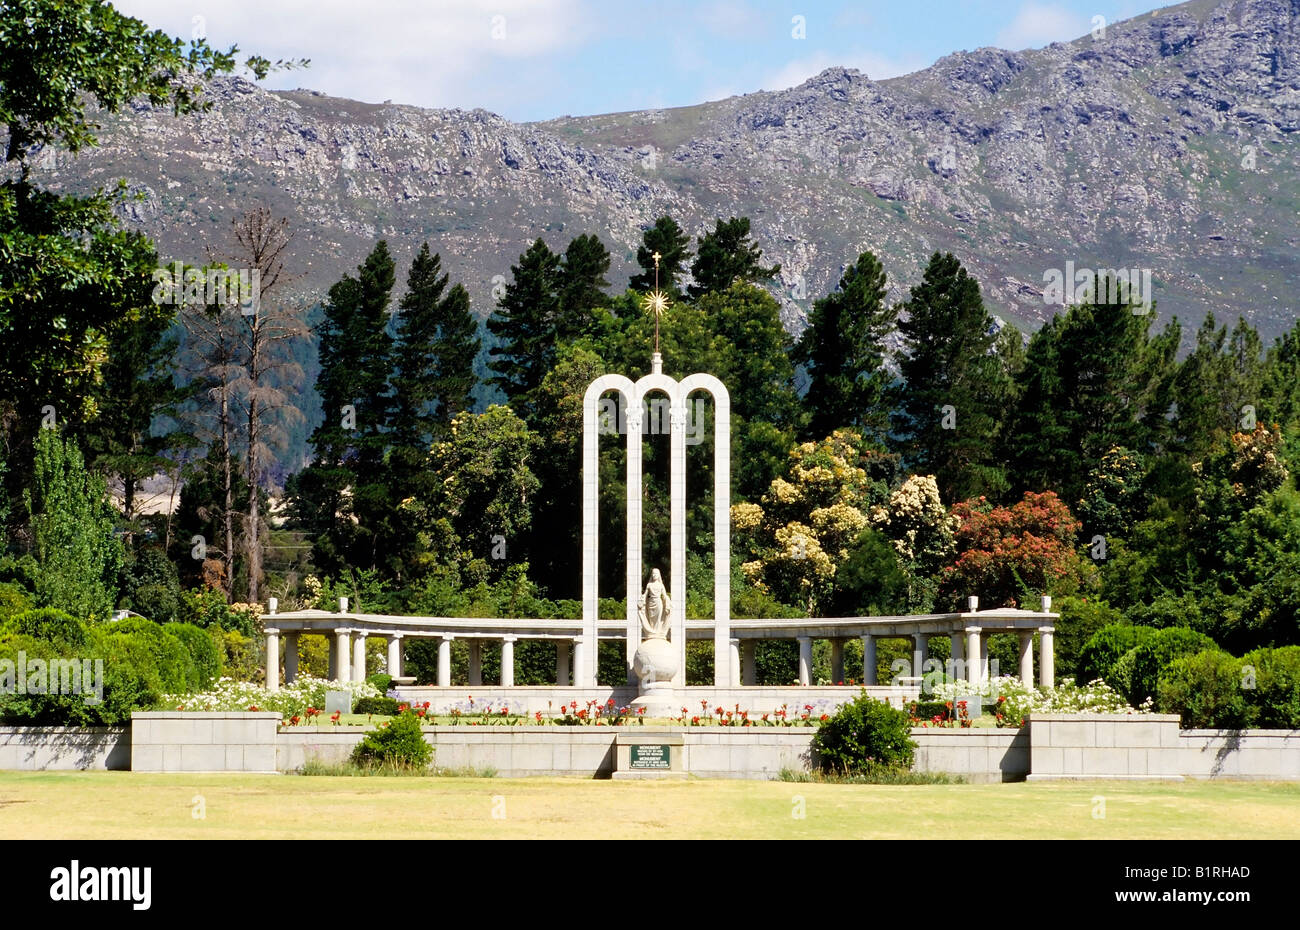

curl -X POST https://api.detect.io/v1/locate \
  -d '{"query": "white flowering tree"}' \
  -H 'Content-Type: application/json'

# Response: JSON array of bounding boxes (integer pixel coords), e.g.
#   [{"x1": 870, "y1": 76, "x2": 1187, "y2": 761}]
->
[
  {"x1": 868, "y1": 474, "x2": 958, "y2": 611},
  {"x1": 732, "y1": 430, "x2": 895, "y2": 616}
]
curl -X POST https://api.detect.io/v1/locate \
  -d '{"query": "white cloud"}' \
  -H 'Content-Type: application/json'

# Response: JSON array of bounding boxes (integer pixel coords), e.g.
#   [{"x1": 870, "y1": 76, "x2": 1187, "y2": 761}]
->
[
  {"x1": 111, "y1": 0, "x2": 591, "y2": 112},
  {"x1": 995, "y1": 2, "x2": 1087, "y2": 50}
]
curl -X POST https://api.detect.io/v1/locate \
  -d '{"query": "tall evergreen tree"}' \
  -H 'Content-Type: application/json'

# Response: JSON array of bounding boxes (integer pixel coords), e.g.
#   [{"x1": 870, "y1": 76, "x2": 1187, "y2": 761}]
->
[
  {"x1": 556, "y1": 233, "x2": 611, "y2": 344},
  {"x1": 889, "y1": 252, "x2": 1011, "y2": 502},
  {"x1": 1001, "y1": 271, "x2": 1179, "y2": 503},
  {"x1": 289, "y1": 242, "x2": 396, "y2": 575},
  {"x1": 486, "y1": 238, "x2": 562, "y2": 425},
  {"x1": 629, "y1": 215, "x2": 692, "y2": 297},
  {"x1": 688, "y1": 216, "x2": 780, "y2": 300},
  {"x1": 793, "y1": 250, "x2": 897, "y2": 443}
]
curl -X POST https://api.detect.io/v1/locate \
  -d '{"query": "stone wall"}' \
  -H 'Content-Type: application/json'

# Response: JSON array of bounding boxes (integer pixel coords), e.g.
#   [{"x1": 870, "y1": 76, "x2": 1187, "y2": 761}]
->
[
  {"x1": 0, "y1": 727, "x2": 129, "y2": 770},
  {"x1": 912, "y1": 728, "x2": 1028, "y2": 783},
  {"x1": 131, "y1": 712, "x2": 280, "y2": 773},
  {"x1": 3, "y1": 713, "x2": 1297, "y2": 781}
]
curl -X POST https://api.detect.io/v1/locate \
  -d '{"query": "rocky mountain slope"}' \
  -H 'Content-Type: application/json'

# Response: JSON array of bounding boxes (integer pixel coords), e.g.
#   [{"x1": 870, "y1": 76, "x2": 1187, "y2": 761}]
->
[{"x1": 25, "y1": 0, "x2": 1300, "y2": 342}]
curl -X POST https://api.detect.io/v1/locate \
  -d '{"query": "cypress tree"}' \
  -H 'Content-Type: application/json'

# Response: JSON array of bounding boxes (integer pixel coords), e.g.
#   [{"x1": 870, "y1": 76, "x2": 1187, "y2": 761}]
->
[
  {"x1": 793, "y1": 250, "x2": 897, "y2": 443},
  {"x1": 688, "y1": 217, "x2": 779, "y2": 300},
  {"x1": 629, "y1": 216, "x2": 692, "y2": 297},
  {"x1": 486, "y1": 238, "x2": 562, "y2": 425},
  {"x1": 889, "y1": 252, "x2": 1011, "y2": 502}
]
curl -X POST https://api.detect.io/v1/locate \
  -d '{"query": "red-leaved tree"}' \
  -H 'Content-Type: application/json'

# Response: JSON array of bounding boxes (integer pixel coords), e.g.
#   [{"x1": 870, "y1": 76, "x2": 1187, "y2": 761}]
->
[{"x1": 939, "y1": 491, "x2": 1094, "y2": 608}]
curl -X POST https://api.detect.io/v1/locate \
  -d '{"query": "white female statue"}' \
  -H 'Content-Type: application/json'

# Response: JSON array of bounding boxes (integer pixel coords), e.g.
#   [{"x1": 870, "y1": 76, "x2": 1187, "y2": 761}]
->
[{"x1": 637, "y1": 568, "x2": 672, "y2": 640}]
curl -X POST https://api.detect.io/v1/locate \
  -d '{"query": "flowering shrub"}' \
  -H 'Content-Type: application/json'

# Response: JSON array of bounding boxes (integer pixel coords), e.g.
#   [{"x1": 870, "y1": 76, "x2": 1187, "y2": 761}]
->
[
  {"x1": 930, "y1": 675, "x2": 1147, "y2": 727},
  {"x1": 164, "y1": 675, "x2": 380, "y2": 719},
  {"x1": 812, "y1": 693, "x2": 915, "y2": 773},
  {"x1": 351, "y1": 710, "x2": 431, "y2": 771}
]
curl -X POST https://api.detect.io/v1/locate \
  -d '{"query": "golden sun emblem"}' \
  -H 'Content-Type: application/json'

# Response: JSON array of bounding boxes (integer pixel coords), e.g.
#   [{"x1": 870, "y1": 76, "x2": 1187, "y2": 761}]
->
[{"x1": 642, "y1": 251, "x2": 670, "y2": 354}]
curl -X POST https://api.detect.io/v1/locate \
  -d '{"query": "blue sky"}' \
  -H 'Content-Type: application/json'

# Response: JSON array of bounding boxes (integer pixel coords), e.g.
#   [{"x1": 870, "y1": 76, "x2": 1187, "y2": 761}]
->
[{"x1": 115, "y1": 0, "x2": 1163, "y2": 121}]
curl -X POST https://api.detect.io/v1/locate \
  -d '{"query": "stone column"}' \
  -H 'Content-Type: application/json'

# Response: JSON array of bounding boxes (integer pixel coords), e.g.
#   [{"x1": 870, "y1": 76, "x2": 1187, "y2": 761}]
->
[
  {"x1": 797, "y1": 636, "x2": 813, "y2": 686},
  {"x1": 573, "y1": 638, "x2": 585, "y2": 688},
  {"x1": 741, "y1": 640, "x2": 756, "y2": 686},
  {"x1": 830, "y1": 639, "x2": 845, "y2": 684},
  {"x1": 708, "y1": 382, "x2": 731, "y2": 688},
  {"x1": 386, "y1": 635, "x2": 402, "y2": 679},
  {"x1": 1039, "y1": 627, "x2": 1055, "y2": 689},
  {"x1": 265, "y1": 628, "x2": 280, "y2": 692},
  {"x1": 283, "y1": 632, "x2": 299, "y2": 684},
  {"x1": 670, "y1": 397, "x2": 687, "y2": 688},
  {"x1": 862, "y1": 635, "x2": 877, "y2": 686},
  {"x1": 335, "y1": 629, "x2": 352, "y2": 683},
  {"x1": 980, "y1": 635, "x2": 990, "y2": 681},
  {"x1": 352, "y1": 632, "x2": 367, "y2": 683},
  {"x1": 468, "y1": 639, "x2": 482, "y2": 687},
  {"x1": 437, "y1": 636, "x2": 452, "y2": 687},
  {"x1": 728, "y1": 638, "x2": 741, "y2": 687},
  {"x1": 327, "y1": 633, "x2": 337, "y2": 680},
  {"x1": 1018, "y1": 631, "x2": 1034, "y2": 688},
  {"x1": 949, "y1": 631, "x2": 964, "y2": 680},
  {"x1": 501, "y1": 636, "x2": 517, "y2": 687},
  {"x1": 556, "y1": 640, "x2": 570, "y2": 685},
  {"x1": 625, "y1": 402, "x2": 643, "y2": 686},
  {"x1": 913, "y1": 633, "x2": 929, "y2": 679},
  {"x1": 965, "y1": 628, "x2": 981, "y2": 685}
]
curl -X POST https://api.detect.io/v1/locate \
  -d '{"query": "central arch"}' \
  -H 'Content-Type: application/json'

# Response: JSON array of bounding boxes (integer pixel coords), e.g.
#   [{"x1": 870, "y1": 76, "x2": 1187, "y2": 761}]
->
[{"x1": 580, "y1": 368, "x2": 731, "y2": 687}]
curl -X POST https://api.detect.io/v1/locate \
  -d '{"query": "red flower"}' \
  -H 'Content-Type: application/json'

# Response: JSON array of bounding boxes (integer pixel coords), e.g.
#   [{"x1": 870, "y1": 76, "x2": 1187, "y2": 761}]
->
[
  {"x1": 535, "y1": 711, "x2": 543, "y2": 722},
  {"x1": 500, "y1": 707, "x2": 508, "y2": 716},
  {"x1": 819, "y1": 714, "x2": 829, "y2": 722},
  {"x1": 607, "y1": 698, "x2": 615, "y2": 706},
  {"x1": 290, "y1": 715, "x2": 300, "y2": 725},
  {"x1": 423, "y1": 701, "x2": 431, "y2": 709},
  {"x1": 416, "y1": 708, "x2": 426, "y2": 717},
  {"x1": 637, "y1": 707, "x2": 646, "y2": 715},
  {"x1": 248, "y1": 705, "x2": 260, "y2": 712},
  {"x1": 398, "y1": 703, "x2": 410, "y2": 712},
  {"x1": 691, "y1": 716, "x2": 700, "y2": 725}
]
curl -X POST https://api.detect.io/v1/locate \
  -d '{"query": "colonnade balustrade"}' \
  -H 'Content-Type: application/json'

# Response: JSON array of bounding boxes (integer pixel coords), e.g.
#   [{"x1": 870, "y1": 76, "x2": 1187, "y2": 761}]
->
[{"x1": 260, "y1": 596, "x2": 1057, "y2": 692}]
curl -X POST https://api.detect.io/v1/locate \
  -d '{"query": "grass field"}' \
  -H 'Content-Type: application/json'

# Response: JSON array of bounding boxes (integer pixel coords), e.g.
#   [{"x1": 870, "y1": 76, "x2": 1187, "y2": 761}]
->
[{"x1": 1, "y1": 772, "x2": 1298, "y2": 839}]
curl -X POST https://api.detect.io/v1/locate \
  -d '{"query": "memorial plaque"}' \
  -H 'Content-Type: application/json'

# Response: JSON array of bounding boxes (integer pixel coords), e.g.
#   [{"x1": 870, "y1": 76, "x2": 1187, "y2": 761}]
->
[
  {"x1": 629, "y1": 744, "x2": 671, "y2": 770},
  {"x1": 324, "y1": 690, "x2": 352, "y2": 715}
]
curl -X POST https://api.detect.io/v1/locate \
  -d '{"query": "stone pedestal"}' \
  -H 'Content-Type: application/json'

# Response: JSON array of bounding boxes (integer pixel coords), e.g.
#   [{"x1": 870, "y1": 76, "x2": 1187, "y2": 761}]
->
[{"x1": 630, "y1": 637, "x2": 679, "y2": 716}]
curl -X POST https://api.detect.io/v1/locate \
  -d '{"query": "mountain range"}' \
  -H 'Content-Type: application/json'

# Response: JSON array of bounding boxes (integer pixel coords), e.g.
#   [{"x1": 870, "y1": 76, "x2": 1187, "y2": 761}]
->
[{"x1": 27, "y1": 0, "x2": 1300, "y2": 348}]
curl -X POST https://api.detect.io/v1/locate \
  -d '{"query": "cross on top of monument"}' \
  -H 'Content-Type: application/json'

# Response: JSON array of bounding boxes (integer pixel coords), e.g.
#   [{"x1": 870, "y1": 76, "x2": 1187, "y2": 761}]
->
[{"x1": 640, "y1": 250, "x2": 670, "y2": 369}]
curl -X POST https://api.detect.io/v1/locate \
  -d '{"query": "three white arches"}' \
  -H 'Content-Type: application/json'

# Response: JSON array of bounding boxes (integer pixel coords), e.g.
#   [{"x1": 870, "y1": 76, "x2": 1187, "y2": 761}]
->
[{"x1": 580, "y1": 369, "x2": 731, "y2": 687}]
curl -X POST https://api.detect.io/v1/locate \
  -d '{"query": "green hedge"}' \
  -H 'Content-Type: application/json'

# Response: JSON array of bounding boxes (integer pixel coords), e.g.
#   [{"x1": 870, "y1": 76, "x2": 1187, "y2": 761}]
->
[
  {"x1": 1078, "y1": 623, "x2": 1157, "y2": 685},
  {"x1": 354, "y1": 696, "x2": 400, "y2": 716},
  {"x1": 166, "y1": 622, "x2": 221, "y2": 690},
  {"x1": 1156, "y1": 646, "x2": 1300, "y2": 729},
  {"x1": 351, "y1": 711, "x2": 431, "y2": 770},
  {"x1": 1241, "y1": 646, "x2": 1300, "y2": 729},
  {"x1": 1121, "y1": 627, "x2": 1218, "y2": 705}
]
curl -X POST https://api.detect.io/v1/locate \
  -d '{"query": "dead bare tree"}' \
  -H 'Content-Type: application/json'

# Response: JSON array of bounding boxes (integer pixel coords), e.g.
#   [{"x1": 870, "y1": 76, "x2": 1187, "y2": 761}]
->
[{"x1": 223, "y1": 209, "x2": 307, "y2": 604}]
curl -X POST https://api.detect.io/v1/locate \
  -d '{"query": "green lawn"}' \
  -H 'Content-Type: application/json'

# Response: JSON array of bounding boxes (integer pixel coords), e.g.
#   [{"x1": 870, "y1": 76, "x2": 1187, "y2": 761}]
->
[{"x1": 1, "y1": 772, "x2": 1298, "y2": 839}]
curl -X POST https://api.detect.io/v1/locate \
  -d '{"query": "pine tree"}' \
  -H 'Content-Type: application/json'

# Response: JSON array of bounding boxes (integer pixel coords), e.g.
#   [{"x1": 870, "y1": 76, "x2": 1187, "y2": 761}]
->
[
  {"x1": 688, "y1": 217, "x2": 779, "y2": 300},
  {"x1": 1001, "y1": 271, "x2": 1178, "y2": 503},
  {"x1": 486, "y1": 238, "x2": 562, "y2": 425},
  {"x1": 556, "y1": 233, "x2": 611, "y2": 344},
  {"x1": 629, "y1": 216, "x2": 692, "y2": 297},
  {"x1": 793, "y1": 250, "x2": 897, "y2": 443},
  {"x1": 290, "y1": 242, "x2": 396, "y2": 575},
  {"x1": 889, "y1": 253, "x2": 1011, "y2": 502}
]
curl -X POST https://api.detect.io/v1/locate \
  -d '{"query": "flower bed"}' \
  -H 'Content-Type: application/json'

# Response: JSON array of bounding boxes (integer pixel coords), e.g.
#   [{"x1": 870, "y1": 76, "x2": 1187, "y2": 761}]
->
[
  {"x1": 922, "y1": 676, "x2": 1149, "y2": 727},
  {"x1": 163, "y1": 676, "x2": 381, "y2": 719}
]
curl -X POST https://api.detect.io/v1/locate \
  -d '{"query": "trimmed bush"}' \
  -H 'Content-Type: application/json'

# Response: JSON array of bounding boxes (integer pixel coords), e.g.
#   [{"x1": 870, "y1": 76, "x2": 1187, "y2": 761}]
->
[
  {"x1": 351, "y1": 711, "x2": 431, "y2": 770},
  {"x1": 811, "y1": 692, "x2": 915, "y2": 774},
  {"x1": 1078, "y1": 623, "x2": 1157, "y2": 685},
  {"x1": 1157, "y1": 650, "x2": 1248, "y2": 728},
  {"x1": 354, "y1": 696, "x2": 400, "y2": 716},
  {"x1": 166, "y1": 622, "x2": 221, "y2": 690},
  {"x1": 1241, "y1": 646, "x2": 1300, "y2": 729},
  {"x1": 1123, "y1": 627, "x2": 1218, "y2": 705},
  {"x1": 5, "y1": 607, "x2": 87, "y2": 648},
  {"x1": 105, "y1": 617, "x2": 194, "y2": 691}
]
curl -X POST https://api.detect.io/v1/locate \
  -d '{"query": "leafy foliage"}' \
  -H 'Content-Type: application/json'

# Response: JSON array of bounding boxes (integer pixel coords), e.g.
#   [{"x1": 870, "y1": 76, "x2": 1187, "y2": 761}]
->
[{"x1": 811, "y1": 693, "x2": 916, "y2": 773}]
